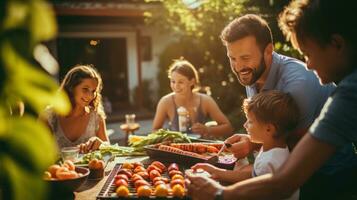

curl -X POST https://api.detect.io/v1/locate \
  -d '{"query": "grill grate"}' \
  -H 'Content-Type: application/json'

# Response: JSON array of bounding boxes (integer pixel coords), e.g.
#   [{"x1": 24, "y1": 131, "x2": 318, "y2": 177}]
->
[{"x1": 96, "y1": 163, "x2": 190, "y2": 199}]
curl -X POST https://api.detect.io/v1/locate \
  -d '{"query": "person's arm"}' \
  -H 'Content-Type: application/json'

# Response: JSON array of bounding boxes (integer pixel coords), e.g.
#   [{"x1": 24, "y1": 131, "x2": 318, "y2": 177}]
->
[
  {"x1": 96, "y1": 116, "x2": 108, "y2": 142},
  {"x1": 220, "y1": 164, "x2": 253, "y2": 183},
  {"x1": 223, "y1": 134, "x2": 336, "y2": 199},
  {"x1": 152, "y1": 97, "x2": 169, "y2": 131},
  {"x1": 79, "y1": 116, "x2": 109, "y2": 153},
  {"x1": 191, "y1": 163, "x2": 253, "y2": 183},
  {"x1": 192, "y1": 95, "x2": 233, "y2": 137}
]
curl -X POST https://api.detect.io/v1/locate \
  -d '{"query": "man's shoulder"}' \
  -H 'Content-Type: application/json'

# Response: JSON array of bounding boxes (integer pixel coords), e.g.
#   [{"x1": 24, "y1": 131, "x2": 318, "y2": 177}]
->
[
  {"x1": 274, "y1": 52, "x2": 305, "y2": 68},
  {"x1": 273, "y1": 52, "x2": 310, "y2": 78}
]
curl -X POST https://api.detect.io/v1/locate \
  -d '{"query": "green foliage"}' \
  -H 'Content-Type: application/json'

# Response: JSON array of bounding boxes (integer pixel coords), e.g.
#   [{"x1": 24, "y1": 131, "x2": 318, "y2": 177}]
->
[
  {"x1": 145, "y1": 0, "x2": 303, "y2": 133},
  {"x1": 145, "y1": 0, "x2": 255, "y2": 132},
  {"x1": 0, "y1": 0, "x2": 70, "y2": 199}
]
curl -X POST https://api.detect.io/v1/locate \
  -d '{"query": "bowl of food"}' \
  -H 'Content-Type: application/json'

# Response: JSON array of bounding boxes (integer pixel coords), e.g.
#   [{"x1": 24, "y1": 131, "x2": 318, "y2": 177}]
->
[{"x1": 44, "y1": 160, "x2": 89, "y2": 194}]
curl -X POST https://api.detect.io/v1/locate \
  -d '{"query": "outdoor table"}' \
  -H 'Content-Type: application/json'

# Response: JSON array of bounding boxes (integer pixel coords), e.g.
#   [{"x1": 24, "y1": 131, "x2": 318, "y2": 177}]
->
[{"x1": 75, "y1": 156, "x2": 149, "y2": 200}]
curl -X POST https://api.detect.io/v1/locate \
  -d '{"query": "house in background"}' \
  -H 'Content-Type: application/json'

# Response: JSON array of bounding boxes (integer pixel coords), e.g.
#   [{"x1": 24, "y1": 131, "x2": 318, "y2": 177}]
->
[{"x1": 48, "y1": 0, "x2": 173, "y2": 121}]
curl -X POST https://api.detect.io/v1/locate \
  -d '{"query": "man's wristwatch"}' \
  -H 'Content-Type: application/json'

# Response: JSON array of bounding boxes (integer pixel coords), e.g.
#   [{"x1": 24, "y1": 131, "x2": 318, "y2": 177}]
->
[{"x1": 214, "y1": 188, "x2": 224, "y2": 200}]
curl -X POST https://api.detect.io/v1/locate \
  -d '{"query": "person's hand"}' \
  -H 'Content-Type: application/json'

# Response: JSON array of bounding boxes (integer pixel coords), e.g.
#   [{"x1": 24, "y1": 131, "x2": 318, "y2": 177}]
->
[
  {"x1": 191, "y1": 123, "x2": 209, "y2": 136},
  {"x1": 186, "y1": 173, "x2": 224, "y2": 200},
  {"x1": 191, "y1": 163, "x2": 225, "y2": 180},
  {"x1": 225, "y1": 134, "x2": 252, "y2": 159},
  {"x1": 78, "y1": 137, "x2": 104, "y2": 153}
]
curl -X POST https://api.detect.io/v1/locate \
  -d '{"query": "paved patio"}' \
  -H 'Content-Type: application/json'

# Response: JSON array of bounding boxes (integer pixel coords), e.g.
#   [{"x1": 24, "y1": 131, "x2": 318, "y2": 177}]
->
[{"x1": 106, "y1": 119, "x2": 153, "y2": 145}]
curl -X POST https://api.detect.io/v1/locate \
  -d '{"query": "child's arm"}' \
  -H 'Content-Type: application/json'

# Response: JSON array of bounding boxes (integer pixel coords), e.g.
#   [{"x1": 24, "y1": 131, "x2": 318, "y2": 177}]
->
[
  {"x1": 191, "y1": 163, "x2": 253, "y2": 183},
  {"x1": 217, "y1": 164, "x2": 253, "y2": 183}
]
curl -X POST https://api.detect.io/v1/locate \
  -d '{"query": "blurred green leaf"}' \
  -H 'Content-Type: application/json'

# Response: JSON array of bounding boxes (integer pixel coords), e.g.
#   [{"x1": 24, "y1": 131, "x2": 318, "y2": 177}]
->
[
  {"x1": 30, "y1": 1, "x2": 57, "y2": 42},
  {"x1": 3, "y1": 116, "x2": 57, "y2": 172},
  {"x1": 1, "y1": 40, "x2": 70, "y2": 115},
  {"x1": 1, "y1": 154, "x2": 48, "y2": 200},
  {"x1": 3, "y1": 1, "x2": 29, "y2": 30},
  {"x1": 1, "y1": 0, "x2": 69, "y2": 199}
]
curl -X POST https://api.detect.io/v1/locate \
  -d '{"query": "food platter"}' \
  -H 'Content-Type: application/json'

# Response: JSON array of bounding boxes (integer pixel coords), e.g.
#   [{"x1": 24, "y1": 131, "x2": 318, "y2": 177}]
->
[
  {"x1": 145, "y1": 143, "x2": 237, "y2": 169},
  {"x1": 97, "y1": 161, "x2": 190, "y2": 199}
]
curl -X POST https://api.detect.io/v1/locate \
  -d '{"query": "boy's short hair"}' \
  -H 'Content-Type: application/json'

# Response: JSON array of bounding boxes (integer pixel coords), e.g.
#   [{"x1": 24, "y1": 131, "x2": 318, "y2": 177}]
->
[{"x1": 243, "y1": 90, "x2": 300, "y2": 138}]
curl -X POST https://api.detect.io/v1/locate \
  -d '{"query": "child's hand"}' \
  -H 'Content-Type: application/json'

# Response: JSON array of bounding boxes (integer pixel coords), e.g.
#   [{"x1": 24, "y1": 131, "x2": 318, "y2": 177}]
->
[
  {"x1": 191, "y1": 163, "x2": 224, "y2": 180},
  {"x1": 78, "y1": 137, "x2": 103, "y2": 153},
  {"x1": 225, "y1": 134, "x2": 252, "y2": 159}
]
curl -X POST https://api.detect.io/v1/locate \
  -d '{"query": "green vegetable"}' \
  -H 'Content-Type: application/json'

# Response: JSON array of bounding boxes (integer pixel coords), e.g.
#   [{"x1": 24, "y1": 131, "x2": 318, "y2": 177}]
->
[{"x1": 130, "y1": 129, "x2": 191, "y2": 151}]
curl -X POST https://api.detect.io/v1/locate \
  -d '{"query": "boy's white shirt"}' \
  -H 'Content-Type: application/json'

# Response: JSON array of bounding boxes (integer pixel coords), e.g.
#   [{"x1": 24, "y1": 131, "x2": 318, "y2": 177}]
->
[{"x1": 253, "y1": 146, "x2": 300, "y2": 200}]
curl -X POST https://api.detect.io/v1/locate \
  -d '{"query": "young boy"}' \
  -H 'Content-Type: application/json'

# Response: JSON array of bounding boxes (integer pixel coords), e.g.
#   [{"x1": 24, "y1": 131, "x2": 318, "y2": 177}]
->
[{"x1": 191, "y1": 90, "x2": 300, "y2": 200}]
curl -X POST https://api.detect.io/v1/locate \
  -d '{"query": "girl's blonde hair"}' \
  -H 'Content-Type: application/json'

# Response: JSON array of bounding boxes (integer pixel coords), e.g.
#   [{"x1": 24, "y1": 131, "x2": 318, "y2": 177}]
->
[
  {"x1": 167, "y1": 58, "x2": 200, "y2": 91},
  {"x1": 60, "y1": 65, "x2": 106, "y2": 119}
]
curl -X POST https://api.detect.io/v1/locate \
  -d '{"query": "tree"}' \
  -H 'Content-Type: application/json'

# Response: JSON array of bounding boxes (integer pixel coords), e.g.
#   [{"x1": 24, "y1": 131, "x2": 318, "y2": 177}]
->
[
  {"x1": 145, "y1": 0, "x2": 256, "y2": 132},
  {"x1": 145, "y1": 0, "x2": 302, "y2": 132},
  {"x1": 0, "y1": 0, "x2": 70, "y2": 199}
]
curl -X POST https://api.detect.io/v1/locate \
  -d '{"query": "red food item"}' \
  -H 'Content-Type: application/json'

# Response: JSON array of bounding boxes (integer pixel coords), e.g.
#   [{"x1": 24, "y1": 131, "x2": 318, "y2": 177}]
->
[
  {"x1": 151, "y1": 161, "x2": 166, "y2": 171},
  {"x1": 115, "y1": 174, "x2": 129, "y2": 182},
  {"x1": 134, "y1": 179, "x2": 150, "y2": 189},
  {"x1": 169, "y1": 170, "x2": 183, "y2": 177},
  {"x1": 158, "y1": 145, "x2": 205, "y2": 159},
  {"x1": 147, "y1": 165, "x2": 162, "y2": 174},
  {"x1": 131, "y1": 174, "x2": 144, "y2": 183},
  {"x1": 149, "y1": 170, "x2": 161, "y2": 180},
  {"x1": 133, "y1": 162, "x2": 144, "y2": 168},
  {"x1": 206, "y1": 146, "x2": 219, "y2": 153},
  {"x1": 168, "y1": 163, "x2": 179, "y2": 172},
  {"x1": 115, "y1": 179, "x2": 128, "y2": 187},
  {"x1": 134, "y1": 166, "x2": 146, "y2": 173},
  {"x1": 136, "y1": 171, "x2": 149, "y2": 180},
  {"x1": 117, "y1": 169, "x2": 133, "y2": 179},
  {"x1": 153, "y1": 176, "x2": 169, "y2": 184}
]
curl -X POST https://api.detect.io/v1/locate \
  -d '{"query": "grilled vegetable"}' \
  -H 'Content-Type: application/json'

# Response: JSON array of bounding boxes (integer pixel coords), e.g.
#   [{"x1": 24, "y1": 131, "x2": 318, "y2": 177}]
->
[
  {"x1": 130, "y1": 129, "x2": 191, "y2": 151},
  {"x1": 158, "y1": 145, "x2": 205, "y2": 159},
  {"x1": 169, "y1": 143, "x2": 222, "y2": 153}
]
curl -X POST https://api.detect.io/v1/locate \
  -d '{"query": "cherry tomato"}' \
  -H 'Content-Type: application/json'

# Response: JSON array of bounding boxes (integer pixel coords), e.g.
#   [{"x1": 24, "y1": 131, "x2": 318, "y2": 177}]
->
[
  {"x1": 151, "y1": 161, "x2": 166, "y2": 171},
  {"x1": 168, "y1": 163, "x2": 179, "y2": 172}
]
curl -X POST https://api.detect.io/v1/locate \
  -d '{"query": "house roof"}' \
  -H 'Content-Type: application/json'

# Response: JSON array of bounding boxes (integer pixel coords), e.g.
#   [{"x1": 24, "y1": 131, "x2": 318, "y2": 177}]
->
[{"x1": 52, "y1": 0, "x2": 160, "y2": 17}]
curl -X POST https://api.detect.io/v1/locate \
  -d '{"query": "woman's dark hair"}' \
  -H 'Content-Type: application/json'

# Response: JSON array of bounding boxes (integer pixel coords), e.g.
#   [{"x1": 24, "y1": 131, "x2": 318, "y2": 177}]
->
[{"x1": 279, "y1": 0, "x2": 357, "y2": 57}]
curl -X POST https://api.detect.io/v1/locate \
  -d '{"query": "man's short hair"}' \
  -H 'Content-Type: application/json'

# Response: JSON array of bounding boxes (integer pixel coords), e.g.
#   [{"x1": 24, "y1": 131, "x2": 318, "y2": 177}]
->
[
  {"x1": 243, "y1": 90, "x2": 300, "y2": 138},
  {"x1": 278, "y1": 0, "x2": 357, "y2": 55},
  {"x1": 220, "y1": 14, "x2": 273, "y2": 51}
]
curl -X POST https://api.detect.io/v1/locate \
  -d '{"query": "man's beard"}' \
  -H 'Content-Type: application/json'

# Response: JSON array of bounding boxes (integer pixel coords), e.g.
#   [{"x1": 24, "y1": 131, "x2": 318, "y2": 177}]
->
[{"x1": 234, "y1": 57, "x2": 266, "y2": 86}]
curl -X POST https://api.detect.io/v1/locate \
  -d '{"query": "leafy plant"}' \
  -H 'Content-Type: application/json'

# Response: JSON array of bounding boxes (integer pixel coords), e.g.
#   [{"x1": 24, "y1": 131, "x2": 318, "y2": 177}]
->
[{"x1": 0, "y1": 0, "x2": 70, "y2": 199}]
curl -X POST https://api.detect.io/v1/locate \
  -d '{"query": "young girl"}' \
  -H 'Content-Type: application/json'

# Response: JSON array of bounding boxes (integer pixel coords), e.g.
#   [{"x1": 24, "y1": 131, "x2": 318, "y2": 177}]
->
[
  {"x1": 45, "y1": 65, "x2": 109, "y2": 153},
  {"x1": 152, "y1": 58, "x2": 233, "y2": 138}
]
